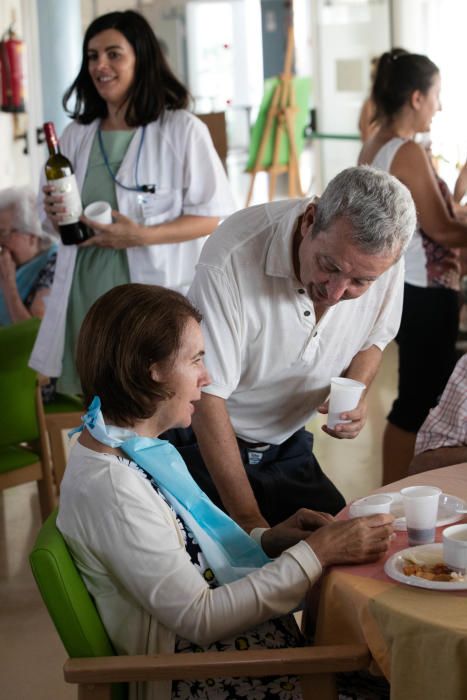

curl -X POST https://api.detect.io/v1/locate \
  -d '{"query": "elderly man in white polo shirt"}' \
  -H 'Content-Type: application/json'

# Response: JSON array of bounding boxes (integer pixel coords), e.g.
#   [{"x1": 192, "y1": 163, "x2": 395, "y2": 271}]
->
[{"x1": 167, "y1": 166, "x2": 416, "y2": 537}]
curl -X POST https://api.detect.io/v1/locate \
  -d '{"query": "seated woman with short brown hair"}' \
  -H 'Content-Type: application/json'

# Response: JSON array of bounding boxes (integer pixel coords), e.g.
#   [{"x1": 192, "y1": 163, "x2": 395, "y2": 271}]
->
[{"x1": 57, "y1": 283, "x2": 393, "y2": 700}]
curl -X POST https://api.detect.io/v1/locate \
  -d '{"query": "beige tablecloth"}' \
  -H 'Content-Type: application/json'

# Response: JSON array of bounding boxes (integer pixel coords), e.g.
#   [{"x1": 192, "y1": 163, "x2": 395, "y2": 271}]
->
[{"x1": 315, "y1": 464, "x2": 467, "y2": 700}]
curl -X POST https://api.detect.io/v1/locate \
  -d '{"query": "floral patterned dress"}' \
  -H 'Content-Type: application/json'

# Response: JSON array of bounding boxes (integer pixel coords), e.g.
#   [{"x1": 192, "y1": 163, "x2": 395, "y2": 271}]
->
[{"x1": 127, "y1": 460, "x2": 304, "y2": 700}]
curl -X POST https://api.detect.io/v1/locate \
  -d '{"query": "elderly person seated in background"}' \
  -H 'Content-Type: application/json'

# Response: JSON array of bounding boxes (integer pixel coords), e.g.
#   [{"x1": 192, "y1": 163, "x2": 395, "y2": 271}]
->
[
  {"x1": 409, "y1": 353, "x2": 467, "y2": 474},
  {"x1": 57, "y1": 283, "x2": 394, "y2": 700},
  {"x1": 0, "y1": 186, "x2": 57, "y2": 325}
]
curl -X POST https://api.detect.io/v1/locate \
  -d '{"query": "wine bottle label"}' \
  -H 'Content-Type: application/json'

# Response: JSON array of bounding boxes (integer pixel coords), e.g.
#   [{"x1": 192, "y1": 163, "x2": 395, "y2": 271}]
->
[{"x1": 51, "y1": 174, "x2": 83, "y2": 225}]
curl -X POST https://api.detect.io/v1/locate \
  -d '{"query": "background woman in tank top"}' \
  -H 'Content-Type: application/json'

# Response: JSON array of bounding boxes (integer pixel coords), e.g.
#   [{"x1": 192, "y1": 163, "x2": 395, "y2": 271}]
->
[{"x1": 358, "y1": 49, "x2": 467, "y2": 483}]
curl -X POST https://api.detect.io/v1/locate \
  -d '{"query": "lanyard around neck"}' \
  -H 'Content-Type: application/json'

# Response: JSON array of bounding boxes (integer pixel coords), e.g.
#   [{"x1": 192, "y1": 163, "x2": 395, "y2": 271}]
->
[{"x1": 97, "y1": 125, "x2": 151, "y2": 193}]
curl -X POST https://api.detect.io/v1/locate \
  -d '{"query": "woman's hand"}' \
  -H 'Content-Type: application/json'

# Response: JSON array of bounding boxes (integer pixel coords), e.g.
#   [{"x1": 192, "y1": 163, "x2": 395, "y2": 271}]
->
[
  {"x1": 306, "y1": 513, "x2": 394, "y2": 567},
  {"x1": 260, "y1": 508, "x2": 335, "y2": 558},
  {"x1": 317, "y1": 396, "x2": 368, "y2": 439},
  {"x1": 79, "y1": 211, "x2": 143, "y2": 249},
  {"x1": 0, "y1": 248, "x2": 17, "y2": 290},
  {"x1": 0, "y1": 248, "x2": 36, "y2": 322},
  {"x1": 42, "y1": 184, "x2": 66, "y2": 232}
]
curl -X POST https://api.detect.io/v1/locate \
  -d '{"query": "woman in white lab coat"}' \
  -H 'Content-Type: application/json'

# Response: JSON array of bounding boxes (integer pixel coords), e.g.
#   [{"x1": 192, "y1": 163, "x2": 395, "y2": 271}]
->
[{"x1": 30, "y1": 9, "x2": 235, "y2": 393}]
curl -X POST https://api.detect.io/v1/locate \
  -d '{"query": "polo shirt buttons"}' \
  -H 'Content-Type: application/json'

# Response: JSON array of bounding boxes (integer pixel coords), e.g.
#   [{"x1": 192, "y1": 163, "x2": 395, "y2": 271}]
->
[{"x1": 304, "y1": 310, "x2": 311, "y2": 317}]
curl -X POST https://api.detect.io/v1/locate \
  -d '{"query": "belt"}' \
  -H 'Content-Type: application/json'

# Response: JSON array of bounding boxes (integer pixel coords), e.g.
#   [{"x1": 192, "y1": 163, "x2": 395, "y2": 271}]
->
[{"x1": 237, "y1": 438, "x2": 271, "y2": 451}]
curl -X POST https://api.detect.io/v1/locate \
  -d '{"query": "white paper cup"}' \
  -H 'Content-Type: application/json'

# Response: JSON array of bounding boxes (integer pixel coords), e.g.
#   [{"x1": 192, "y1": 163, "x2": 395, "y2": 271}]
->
[
  {"x1": 401, "y1": 486, "x2": 441, "y2": 546},
  {"x1": 443, "y1": 524, "x2": 467, "y2": 573},
  {"x1": 327, "y1": 377, "x2": 365, "y2": 429},
  {"x1": 349, "y1": 494, "x2": 393, "y2": 518},
  {"x1": 84, "y1": 201, "x2": 112, "y2": 225}
]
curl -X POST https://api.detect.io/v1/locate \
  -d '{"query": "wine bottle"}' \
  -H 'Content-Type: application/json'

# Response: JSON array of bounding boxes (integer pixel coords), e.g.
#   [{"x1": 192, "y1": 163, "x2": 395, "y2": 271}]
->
[{"x1": 43, "y1": 122, "x2": 92, "y2": 245}]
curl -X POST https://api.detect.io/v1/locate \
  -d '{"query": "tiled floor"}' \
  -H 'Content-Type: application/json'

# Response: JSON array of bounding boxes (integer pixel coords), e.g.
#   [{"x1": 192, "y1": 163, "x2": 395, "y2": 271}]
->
[
  {"x1": 0, "y1": 147, "x2": 399, "y2": 699},
  {"x1": 0, "y1": 484, "x2": 75, "y2": 699}
]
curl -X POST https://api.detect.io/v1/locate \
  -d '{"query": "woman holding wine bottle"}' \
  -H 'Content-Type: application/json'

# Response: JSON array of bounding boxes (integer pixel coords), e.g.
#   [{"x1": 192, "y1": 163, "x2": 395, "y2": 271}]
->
[{"x1": 29, "y1": 9, "x2": 234, "y2": 394}]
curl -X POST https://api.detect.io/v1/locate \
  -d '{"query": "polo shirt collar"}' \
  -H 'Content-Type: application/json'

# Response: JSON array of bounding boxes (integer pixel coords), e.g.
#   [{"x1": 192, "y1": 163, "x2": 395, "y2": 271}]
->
[{"x1": 265, "y1": 198, "x2": 314, "y2": 279}]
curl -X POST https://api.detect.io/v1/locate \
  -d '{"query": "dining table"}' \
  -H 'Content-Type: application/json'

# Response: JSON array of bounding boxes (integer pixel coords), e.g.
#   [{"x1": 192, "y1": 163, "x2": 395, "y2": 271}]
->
[{"x1": 314, "y1": 463, "x2": 467, "y2": 700}]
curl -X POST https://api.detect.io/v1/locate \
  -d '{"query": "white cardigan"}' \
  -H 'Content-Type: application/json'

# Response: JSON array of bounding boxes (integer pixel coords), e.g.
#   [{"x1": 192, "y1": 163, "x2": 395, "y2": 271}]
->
[
  {"x1": 57, "y1": 443, "x2": 322, "y2": 700},
  {"x1": 30, "y1": 112, "x2": 235, "y2": 377}
]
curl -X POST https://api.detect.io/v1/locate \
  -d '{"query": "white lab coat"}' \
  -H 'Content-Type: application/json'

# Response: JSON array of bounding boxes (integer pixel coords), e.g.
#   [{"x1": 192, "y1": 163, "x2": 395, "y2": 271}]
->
[{"x1": 30, "y1": 111, "x2": 235, "y2": 377}]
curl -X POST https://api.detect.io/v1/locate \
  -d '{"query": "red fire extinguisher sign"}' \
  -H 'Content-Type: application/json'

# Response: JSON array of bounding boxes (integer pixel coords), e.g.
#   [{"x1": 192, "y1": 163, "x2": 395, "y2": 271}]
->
[{"x1": 0, "y1": 26, "x2": 26, "y2": 113}]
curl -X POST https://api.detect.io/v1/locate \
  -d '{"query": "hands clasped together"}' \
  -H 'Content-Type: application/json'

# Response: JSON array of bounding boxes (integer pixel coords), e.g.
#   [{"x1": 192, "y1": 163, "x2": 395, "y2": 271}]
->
[{"x1": 261, "y1": 506, "x2": 394, "y2": 566}]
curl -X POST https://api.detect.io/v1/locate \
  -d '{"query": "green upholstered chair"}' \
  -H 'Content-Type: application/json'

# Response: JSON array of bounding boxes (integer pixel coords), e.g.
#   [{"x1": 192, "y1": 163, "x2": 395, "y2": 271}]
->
[
  {"x1": 30, "y1": 510, "x2": 127, "y2": 700},
  {"x1": 30, "y1": 514, "x2": 371, "y2": 700},
  {"x1": 0, "y1": 318, "x2": 55, "y2": 521}
]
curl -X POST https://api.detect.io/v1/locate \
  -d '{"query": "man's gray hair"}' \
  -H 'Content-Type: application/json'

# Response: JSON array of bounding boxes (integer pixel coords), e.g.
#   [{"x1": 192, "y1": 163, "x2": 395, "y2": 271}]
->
[
  {"x1": 0, "y1": 186, "x2": 54, "y2": 249},
  {"x1": 312, "y1": 166, "x2": 416, "y2": 258}
]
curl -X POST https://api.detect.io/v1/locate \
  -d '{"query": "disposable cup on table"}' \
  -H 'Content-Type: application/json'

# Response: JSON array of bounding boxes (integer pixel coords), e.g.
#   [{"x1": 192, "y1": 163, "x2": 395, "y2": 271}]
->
[
  {"x1": 349, "y1": 494, "x2": 393, "y2": 518},
  {"x1": 401, "y1": 485, "x2": 441, "y2": 546},
  {"x1": 327, "y1": 377, "x2": 365, "y2": 430},
  {"x1": 443, "y1": 524, "x2": 467, "y2": 572},
  {"x1": 84, "y1": 201, "x2": 112, "y2": 225}
]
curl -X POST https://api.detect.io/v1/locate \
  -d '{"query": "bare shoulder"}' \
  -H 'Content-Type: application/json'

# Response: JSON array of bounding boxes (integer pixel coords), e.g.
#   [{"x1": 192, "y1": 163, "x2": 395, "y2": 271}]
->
[{"x1": 392, "y1": 140, "x2": 430, "y2": 170}]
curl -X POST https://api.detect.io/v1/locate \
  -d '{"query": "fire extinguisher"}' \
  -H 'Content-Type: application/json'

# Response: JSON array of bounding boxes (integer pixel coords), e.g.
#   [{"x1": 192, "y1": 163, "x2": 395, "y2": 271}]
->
[{"x1": 0, "y1": 25, "x2": 26, "y2": 113}]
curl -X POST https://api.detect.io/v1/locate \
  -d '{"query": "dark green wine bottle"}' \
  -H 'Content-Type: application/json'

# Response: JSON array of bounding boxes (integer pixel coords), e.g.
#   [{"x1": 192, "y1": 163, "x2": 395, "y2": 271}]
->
[{"x1": 43, "y1": 122, "x2": 92, "y2": 245}]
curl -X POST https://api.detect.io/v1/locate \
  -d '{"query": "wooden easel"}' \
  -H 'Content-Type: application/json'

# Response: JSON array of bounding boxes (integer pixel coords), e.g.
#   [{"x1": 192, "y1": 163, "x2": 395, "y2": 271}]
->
[{"x1": 245, "y1": 25, "x2": 304, "y2": 206}]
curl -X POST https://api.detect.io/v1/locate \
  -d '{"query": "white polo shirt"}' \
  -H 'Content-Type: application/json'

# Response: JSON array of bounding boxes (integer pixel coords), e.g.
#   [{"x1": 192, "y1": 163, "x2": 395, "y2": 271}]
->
[{"x1": 188, "y1": 198, "x2": 404, "y2": 445}]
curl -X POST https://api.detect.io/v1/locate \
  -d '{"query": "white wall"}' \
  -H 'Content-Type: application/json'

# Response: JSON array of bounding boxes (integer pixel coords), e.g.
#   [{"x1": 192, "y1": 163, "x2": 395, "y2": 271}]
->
[
  {"x1": 311, "y1": 0, "x2": 391, "y2": 190},
  {"x1": 1, "y1": 0, "x2": 83, "y2": 191},
  {"x1": 185, "y1": 0, "x2": 263, "y2": 149},
  {"x1": 393, "y1": 0, "x2": 467, "y2": 189},
  {"x1": 1, "y1": 0, "x2": 181, "y2": 192},
  {"x1": 0, "y1": 0, "x2": 30, "y2": 188}
]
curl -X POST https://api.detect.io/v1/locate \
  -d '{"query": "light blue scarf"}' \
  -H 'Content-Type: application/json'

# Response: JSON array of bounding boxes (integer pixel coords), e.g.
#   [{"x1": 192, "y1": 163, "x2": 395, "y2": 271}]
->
[
  {"x1": 71, "y1": 397, "x2": 271, "y2": 584},
  {"x1": 0, "y1": 244, "x2": 57, "y2": 326}
]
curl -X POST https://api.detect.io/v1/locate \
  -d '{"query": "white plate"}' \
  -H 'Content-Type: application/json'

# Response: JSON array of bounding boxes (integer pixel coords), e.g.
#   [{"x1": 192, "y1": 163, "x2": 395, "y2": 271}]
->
[
  {"x1": 385, "y1": 492, "x2": 466, "y2": 531},
  {"x1": 384, "y1": 544, "x2": 467, "y2": 590}
]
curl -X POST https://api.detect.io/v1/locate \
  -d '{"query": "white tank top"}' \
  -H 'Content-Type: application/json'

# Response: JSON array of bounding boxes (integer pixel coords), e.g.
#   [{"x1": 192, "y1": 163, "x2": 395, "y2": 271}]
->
[{"x1": 371, "y1": 138, "x2": 427, "y2": 288}]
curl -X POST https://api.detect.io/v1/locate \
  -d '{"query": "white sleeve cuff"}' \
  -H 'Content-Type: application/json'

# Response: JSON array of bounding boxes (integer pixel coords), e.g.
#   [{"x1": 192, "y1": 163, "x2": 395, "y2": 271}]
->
[
  {"x1": 286, "y1": 540, "x2": 323, "y2": 581},
  {"x1": 249, "y1": 527, "x2": 269, "y2": 549}
]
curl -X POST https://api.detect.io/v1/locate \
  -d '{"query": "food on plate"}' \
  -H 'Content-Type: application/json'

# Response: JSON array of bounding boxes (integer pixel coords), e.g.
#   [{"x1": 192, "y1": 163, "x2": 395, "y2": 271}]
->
[{"x1": 402, "y1": 556, "x2": 465, "y2": 582}]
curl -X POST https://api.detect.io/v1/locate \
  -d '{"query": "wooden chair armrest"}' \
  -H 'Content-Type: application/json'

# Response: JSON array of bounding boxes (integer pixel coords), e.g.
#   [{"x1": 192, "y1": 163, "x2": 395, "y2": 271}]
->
[{"x1": 64, "y1": 644, "x2": 371, "y2": 684}]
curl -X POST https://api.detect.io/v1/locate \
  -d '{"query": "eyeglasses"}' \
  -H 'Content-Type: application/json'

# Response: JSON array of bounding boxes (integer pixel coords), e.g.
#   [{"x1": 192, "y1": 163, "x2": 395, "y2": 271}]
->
[{"x1": 0, "y1": 227, "x2": 20, "y2": 242}]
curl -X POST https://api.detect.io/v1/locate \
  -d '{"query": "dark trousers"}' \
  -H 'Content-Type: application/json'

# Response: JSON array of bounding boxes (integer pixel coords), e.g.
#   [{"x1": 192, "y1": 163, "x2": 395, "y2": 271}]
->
[
  {"x1": 162, "y1": 427, "x2": 345, "y2": 526},
  {"x1": 389, "y1": 283, "x2": 459, "y2": 433}
]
